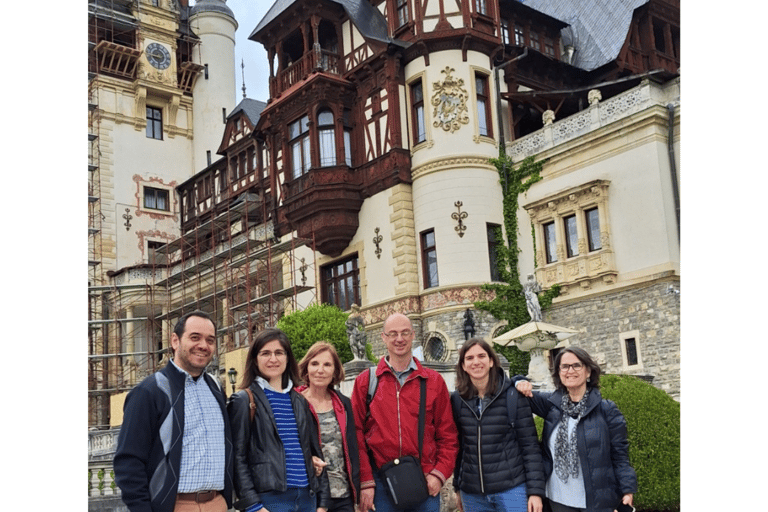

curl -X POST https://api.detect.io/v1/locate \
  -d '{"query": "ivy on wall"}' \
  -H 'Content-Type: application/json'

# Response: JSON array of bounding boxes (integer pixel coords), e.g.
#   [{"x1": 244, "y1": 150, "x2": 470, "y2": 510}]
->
[{"x1": 474, "y1": 153, "x2": 560, "y2": 372}]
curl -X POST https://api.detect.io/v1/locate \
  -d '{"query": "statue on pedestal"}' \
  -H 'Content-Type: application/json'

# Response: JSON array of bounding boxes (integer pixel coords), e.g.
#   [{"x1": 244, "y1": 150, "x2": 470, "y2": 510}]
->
[
  {"x1": 346, "y1": 304, "x2": 367, "y2": 361},
  {"x1": 524, "y1": 274, "x2": 543, "y2": 322},
  {"x1": 463, "y1": 308, "x2": 476, "y2": 340}
]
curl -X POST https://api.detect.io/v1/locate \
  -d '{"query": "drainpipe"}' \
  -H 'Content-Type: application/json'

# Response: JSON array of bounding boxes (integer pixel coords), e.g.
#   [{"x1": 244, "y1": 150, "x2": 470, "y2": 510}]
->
[{"x1": 666, "y1": 103, "x2": 680, "y2": 243}]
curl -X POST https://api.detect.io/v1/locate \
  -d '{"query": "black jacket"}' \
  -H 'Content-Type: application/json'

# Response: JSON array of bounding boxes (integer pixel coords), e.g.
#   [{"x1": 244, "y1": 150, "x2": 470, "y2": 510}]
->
[
  {"x1": 114, "y1": 363, "x2": 234, "y2": 512},
  {"x1": 528, "y1": 388, "x2": 637, "y2": 512},
  {"x1": 451, "y1": 368, "x2": 545, "y2": 497},
  {"x1": 227, "y1": 382, "x2": 330, "y2": 511}
]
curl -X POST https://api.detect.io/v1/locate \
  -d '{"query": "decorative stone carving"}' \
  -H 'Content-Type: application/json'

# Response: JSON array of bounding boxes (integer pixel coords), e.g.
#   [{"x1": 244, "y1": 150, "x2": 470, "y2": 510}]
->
[
  {"x1": 542, "y1": 109, "x2": 555, "y2": 125},
  {"x1": 588, "y1": 88, "x2": 602, "y2": 105},
  {"x1": 431, "y1": 67, "x2": 470, "y2": 133}
]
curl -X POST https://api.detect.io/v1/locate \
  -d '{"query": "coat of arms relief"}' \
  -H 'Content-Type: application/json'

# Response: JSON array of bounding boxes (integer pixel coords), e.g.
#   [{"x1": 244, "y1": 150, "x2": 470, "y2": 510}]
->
[{"x1": 432, "y1": 66, "x2": 470, "y2": 133}]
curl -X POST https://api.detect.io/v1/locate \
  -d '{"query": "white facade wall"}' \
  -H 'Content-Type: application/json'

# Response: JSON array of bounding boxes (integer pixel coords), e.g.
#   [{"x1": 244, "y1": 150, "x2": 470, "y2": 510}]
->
[{"x1": 189, "y1": 10, "x2": 238, "y2": 170}]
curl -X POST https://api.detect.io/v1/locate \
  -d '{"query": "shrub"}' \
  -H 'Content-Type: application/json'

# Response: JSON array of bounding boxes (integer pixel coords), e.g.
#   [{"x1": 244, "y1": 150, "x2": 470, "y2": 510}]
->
[
  {"x1": 529, "y1": 375, "x2": 679, "y2": 511},
  {"x1": 600, "y1": 375, "x2": 680, "y2": 511},
  {"x1": 276, "y1": 303, "x2": 352, "y2": 363}
]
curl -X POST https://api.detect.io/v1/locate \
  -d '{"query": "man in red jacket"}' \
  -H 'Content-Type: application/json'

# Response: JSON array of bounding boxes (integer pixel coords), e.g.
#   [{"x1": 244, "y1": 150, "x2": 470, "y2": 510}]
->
[{"x1": 351, "y1": 313, "x2": 459, "y2": 512}]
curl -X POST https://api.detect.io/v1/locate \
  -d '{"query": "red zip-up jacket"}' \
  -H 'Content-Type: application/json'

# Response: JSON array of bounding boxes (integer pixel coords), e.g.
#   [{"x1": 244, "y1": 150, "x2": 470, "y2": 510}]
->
[{"x1": 350, "y1": 357, "x2": 459, "y2": 490}]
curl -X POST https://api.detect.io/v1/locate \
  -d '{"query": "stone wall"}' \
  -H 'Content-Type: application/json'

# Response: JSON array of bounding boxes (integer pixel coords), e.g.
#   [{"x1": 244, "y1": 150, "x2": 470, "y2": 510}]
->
[{"x1": 545, "y1": 280, "x2": 680, "y2": 398}]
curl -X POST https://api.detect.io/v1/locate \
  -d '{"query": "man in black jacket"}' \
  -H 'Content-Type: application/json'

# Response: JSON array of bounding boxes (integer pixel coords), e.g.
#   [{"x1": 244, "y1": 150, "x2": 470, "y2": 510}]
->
[{"x1": 113, "y1": 310, "x2": 234, "y2": 512}]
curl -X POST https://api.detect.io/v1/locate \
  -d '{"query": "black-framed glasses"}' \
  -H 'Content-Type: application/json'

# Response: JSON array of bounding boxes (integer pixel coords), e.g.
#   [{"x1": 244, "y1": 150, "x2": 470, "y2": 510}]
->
[
  {"x1": 559, "y1": 362, "x2": 584, "y2": 373},
  {"x1": 383, "y1": 329, "x2": 413, "y2": 340},
  {"x1": 258, "y1": 350, "x2": 287, "y2": 359}
]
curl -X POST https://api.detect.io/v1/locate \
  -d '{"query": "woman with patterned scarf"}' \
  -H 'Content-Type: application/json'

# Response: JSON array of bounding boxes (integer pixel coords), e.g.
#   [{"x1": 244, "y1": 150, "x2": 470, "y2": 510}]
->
[{"x1": 514, "y1": 347, "x2": 637, "y2": 512}]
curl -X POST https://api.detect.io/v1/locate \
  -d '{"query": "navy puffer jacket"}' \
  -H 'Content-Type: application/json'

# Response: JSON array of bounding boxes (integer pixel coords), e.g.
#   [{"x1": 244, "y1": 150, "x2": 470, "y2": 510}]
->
[
  {"x1": 451, "y1": 368, "x2": 545, "y2": 497},
  {"x1": 528, "y1": 388, "x2": 637, "y2": 512}
]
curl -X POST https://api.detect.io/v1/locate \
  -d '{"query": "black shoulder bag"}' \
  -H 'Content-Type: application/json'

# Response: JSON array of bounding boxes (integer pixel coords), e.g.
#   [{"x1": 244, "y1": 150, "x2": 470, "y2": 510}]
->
[{"x1": 375, "y1": 376, "x2": 430, "y2": 509}]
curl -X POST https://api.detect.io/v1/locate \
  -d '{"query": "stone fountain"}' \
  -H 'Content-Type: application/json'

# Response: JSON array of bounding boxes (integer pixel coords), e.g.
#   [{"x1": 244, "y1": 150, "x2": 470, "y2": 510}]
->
[{"x1": 493, "y1": 274, "x2": 578, "y2": 388}]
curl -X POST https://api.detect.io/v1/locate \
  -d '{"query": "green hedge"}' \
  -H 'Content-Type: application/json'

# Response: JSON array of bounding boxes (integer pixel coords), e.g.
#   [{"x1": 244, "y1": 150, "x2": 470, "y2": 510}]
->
[
  {"x1": 276, "y1": 303, "x2": 352, "y2": 363},
  {"x1": 532, "y1": 375, "x2": 679, "y2": 511}
]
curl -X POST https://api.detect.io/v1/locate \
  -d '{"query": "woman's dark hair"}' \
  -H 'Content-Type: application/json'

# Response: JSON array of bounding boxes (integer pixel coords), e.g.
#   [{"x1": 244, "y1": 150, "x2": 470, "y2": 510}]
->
[
  {"x1": 455, "y1": 338, "x2": 502, "y2": 399},
  {"x1": 551, "y1": 345, "x2": 601, "y2": 391},
  {"x1": 240, "y1": 328, "x2": 300, "y2": 390},
  {"x1": 298, "y1": 341, "x2": 344, "y2": 388}
]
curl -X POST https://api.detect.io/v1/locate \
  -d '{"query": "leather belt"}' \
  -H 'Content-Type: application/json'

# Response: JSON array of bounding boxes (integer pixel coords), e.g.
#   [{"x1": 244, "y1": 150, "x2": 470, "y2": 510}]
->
[{"x1": 177, "y1": 490, "x2": 219, "y2": 503}]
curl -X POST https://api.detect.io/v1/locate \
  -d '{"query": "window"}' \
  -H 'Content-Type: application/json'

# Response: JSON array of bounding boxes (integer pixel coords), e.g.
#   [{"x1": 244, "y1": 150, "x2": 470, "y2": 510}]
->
[
  {"x1": 625, "y1": 337, "x2": 638, "y2": 366},
  {"x1": 147, "y1": 240, "x2": 167, "y2": 265},
  {"x1": 318, "y1": 109, "x2": 336, "y2": 167},
  {"x1": 475, "y1": 73, "x2": 492, "y2": 137},
  {"x1": 146, "y1": 106, "x2": 162, "y2": 140},
  {"x1": 501, "y1": 20, "x2": 510, "y2": 45},
  {"x1": 514, "y1": 24, "x2": 525, "y2": 46},
  {"x1": 425, "y1": 336, "x2": 447, "y2": 362},
  {"x1": 564, "y1": 214, "x2": 578, "y2": 258},
  {"x1": 411, "y1": 80, "x2": 426, "y2": 144},
  {"x1": 322, "y1": 255, "x2": 360, "y2": 311},
  {"x1": 543, "y1": 221, "x2": 557, "y2": 264},
  {"x1": 343, "y1": 109, "x2": 352, "y2": 166},
  {"x1": 289, "y1": 115, "x2": 311, "y2": 177},
  {"x1": 396, "y1": 0, "x2": 409, "y2": 28},
  {"x1": 487, "y1": 223, "x2": 502, "y2": 282},
  {"x1": 475, "y1": 0, "x2": 487, "y2": 16},
  {"x1": 529, "y1": 29, "x2": 541, "y2": 51},
  {"x1": 421, "y1": 229, "x2": 439, "y2": 288},
  {"x1": 544, "y1": 36, "x2": 556, "y2": 57},
  {"x1": 620, "y1": 330, "x2": 642, "y2": 368},
  {"x1": 144, "y1": 186, "x2": 169, "y2": 211},
  {"x1": 585, "y1": 207, "x2": 601, "y2": 252},
  {"x1": 523, "y1": 180, "x2": 616, "y2": 290}
]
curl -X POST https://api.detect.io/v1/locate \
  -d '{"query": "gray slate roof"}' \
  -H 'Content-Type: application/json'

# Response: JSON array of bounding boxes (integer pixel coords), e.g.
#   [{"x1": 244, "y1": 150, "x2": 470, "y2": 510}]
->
[
  {"x1": 251, "y1": 0, "x2": 390, "y2": 45},
  {"x1": 228, "y1": 98, "x2": 267, "y2": 125},
  {"x1": 522, "y1": 0, "x2": 649, "y2": 71}
]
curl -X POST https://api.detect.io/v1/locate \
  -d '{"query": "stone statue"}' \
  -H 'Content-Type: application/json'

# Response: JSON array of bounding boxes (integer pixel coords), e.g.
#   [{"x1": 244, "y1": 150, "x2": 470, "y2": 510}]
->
[
  {"x1": 346, "y1": 304, "x2": 367, "y2": 361},
  {"x1": 524, "y1": 274, "x2": 543, "y2": 322},
  {"x1": 463, "y1": 308, "x2": 476, "y2": 340}
]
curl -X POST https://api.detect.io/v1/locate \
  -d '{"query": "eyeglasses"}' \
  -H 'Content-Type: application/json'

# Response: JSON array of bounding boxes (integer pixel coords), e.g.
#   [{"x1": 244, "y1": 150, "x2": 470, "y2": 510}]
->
[
  {"x1": 559, "y1": 362, "x2": 584, "y2": 373},
  {"x1": 383, "y1": 329, "x2": 413, "y2": 340},
  {"x1": 258, "y1": 350, "x2": 287, "y2": 360}
]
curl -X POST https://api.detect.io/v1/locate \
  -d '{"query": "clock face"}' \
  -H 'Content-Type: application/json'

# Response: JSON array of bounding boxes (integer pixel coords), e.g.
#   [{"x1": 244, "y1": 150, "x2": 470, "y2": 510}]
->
[{"x1": 145, "y1": 42, "x2": 171, "y2": 70}]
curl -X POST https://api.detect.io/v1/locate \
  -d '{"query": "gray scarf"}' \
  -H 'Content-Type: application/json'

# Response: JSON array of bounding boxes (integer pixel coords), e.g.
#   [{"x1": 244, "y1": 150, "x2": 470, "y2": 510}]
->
[{"x1": 553, "y1": 388, "x2": 590, "y2": 483}]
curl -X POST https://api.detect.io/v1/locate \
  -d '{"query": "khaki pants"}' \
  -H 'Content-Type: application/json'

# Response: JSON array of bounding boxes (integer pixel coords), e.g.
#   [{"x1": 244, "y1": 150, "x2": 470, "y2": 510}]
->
[{"x1": 173, "y1": 492, "x2": 227, "y2": 512}]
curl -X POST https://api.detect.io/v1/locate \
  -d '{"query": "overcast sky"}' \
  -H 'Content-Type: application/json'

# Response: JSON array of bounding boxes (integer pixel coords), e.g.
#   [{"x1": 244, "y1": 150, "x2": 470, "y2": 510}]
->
[{"x1": 226, "y1": 0, "x2": 272, "y2": 102}]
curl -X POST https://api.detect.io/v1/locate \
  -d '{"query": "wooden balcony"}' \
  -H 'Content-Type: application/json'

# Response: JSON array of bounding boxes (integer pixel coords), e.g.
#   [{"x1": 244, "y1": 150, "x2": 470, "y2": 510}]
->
[{"x1": 271, "y1": 49, "x2": 341, "y2": 97}]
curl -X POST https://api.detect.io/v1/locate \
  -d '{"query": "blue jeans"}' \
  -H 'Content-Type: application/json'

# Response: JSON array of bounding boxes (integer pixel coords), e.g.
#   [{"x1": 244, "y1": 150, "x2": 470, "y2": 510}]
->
[
  {"x1": 372, "y1": 473, "x2": 440, "y2": 512},
  {"x1": 460, "y1": 484, "x2": 527, "y2": 512},
  {"x1": 259, "y1": 488, "x2": 314, "y2": 512}
]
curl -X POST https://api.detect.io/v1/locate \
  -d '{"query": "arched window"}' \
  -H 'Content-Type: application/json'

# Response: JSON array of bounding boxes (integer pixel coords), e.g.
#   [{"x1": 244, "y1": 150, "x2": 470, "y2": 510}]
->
[{"x1": 318, "y1": 109, "x2": 336, "y2": 167}]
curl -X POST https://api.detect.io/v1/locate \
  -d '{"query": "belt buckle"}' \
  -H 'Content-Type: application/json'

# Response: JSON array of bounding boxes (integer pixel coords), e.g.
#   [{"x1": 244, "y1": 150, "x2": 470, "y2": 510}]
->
[{"x1": 194, "y1": 490, "x2": 213, "y2": 503}]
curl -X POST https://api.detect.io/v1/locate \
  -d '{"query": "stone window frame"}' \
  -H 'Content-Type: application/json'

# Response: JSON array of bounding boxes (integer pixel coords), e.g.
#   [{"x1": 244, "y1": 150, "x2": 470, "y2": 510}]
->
[
  {"x1": 619, "y1": 329, "x2": 643, "y2": 370},
  {"x1": 524, "y1": 180, "x2": 616, "y2": 294}
]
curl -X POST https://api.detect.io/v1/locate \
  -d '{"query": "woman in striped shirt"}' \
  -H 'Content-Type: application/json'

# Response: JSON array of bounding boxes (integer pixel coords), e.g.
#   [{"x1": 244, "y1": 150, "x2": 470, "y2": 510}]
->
[{"x1": 228, "y1": 328, "x2": 330, "y2": 512}]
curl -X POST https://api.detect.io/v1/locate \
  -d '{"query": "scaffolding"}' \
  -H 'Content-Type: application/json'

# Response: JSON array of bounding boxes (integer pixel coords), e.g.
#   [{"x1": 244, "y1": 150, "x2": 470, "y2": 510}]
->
[{"x1": 87, "y1": 0, "x2": 317, "y2": 429}]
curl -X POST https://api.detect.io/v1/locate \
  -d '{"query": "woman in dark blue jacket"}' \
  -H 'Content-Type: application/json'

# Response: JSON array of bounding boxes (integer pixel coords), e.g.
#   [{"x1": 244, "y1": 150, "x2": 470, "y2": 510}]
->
[
  {"x1": 451, "y1": 338, "x2": 545, "y2": 512},
  {"x1": 515, "y1": 346, "x2": 637, "y2": 512}
]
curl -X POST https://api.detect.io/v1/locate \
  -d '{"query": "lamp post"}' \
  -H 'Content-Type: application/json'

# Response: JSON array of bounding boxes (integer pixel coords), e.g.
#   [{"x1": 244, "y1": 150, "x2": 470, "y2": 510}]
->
[{"x1": 227, "y1": 367, "x2": 238, "y2": 395}]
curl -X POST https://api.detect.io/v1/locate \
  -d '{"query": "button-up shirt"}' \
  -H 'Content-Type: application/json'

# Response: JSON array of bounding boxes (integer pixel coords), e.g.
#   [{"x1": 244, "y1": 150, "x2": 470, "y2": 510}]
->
[{"x1": 171, "y1": 360, "x2": 226, "y2": 493}]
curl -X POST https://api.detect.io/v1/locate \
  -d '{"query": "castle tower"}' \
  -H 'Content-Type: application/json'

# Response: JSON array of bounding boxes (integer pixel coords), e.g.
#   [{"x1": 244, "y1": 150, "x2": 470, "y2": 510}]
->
[{"x1": 189, "y1": 0, "x2": 238, "y2": 169}]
